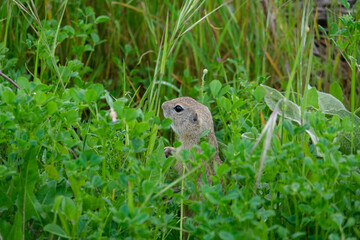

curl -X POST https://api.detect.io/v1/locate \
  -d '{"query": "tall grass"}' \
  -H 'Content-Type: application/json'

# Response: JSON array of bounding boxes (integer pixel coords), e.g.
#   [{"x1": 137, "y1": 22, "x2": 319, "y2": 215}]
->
[{"x1": 1, "y1": 0, "x2": 356, "y2": 105}]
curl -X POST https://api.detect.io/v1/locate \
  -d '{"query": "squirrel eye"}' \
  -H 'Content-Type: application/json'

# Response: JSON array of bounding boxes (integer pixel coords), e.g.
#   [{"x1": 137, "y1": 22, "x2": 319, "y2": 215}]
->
[{"x1": 174, "y1": 105, "x2": 183, "y2": 112}]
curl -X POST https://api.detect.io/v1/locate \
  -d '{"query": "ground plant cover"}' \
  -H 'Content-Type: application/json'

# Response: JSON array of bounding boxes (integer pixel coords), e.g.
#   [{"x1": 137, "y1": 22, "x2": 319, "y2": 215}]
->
[{"x1": 0, "y1": 0, "x2": 360, "y2": 239}]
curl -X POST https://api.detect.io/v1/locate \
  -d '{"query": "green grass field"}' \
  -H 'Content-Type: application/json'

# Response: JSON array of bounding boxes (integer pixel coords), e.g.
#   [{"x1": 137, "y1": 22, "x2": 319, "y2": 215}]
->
[{"x1": 0, "y1": 0, "x2": 360, "y2": 239}]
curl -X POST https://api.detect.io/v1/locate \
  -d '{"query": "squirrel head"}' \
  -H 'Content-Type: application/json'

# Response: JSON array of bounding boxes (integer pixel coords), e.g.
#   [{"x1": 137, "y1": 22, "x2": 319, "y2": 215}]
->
[{"x1": 162, "y1": 97, "x2": 213, "y2": 142}]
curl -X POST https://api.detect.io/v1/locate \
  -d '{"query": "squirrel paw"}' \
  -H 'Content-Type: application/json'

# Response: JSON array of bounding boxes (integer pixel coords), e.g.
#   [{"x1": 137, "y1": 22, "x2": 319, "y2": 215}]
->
[{"x1": 164, "y1": 147, "x2": 175, "y2": 158}]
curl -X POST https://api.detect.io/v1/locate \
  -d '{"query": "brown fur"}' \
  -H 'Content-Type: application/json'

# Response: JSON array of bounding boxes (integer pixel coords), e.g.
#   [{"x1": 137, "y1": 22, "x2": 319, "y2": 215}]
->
[
  {"x1": 162, "y1": 97, "x2": 224, "y2": 239},
  {"x1": 162, "y1": 97, "x2": 222, "y2": 187}
]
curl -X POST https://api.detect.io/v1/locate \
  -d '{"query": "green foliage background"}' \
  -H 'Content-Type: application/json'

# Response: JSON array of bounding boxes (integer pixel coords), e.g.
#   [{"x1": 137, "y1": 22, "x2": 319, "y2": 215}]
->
[{"x1": 0, "y1": 0, "x2": 360, "y2": 239}]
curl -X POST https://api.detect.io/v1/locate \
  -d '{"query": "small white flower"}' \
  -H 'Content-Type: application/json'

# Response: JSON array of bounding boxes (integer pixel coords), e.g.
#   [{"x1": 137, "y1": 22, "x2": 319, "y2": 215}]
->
[
  {"x1": 33, "y1": 92, "x2": 36, "y2": 95},
  {"x1": 110, "y1": 108, "x2": 117, "y2": 123}
]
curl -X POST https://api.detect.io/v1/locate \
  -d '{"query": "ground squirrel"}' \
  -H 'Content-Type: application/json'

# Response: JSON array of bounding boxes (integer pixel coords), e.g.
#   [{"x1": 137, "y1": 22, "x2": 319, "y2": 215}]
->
[{"x1": 161, "y1": 97, "x2": 223, "y2": 186}]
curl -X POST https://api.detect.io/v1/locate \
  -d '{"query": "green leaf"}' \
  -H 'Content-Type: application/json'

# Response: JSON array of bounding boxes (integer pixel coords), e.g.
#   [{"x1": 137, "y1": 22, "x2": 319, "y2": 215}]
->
[
  {"x1": 174, "y1": 141, "x2": 182, "y2": 148},
  {"x1": 335, "y1": 39, "x2": 348, "y2": 51},
  {"x1": 220, "y1": 96, "x2": 232, "y2": 112},
  {"x1": 258, "y1": 209, "x2": 275, "y2": 219},
  {"x1": 147, "y1": 140, "x2": 167, "y2": 183},
  {"x1": 70, "y1": 175, "x2": 84, "y2": 199},
  {"x1": 0, "y1": 187, "x2": 12, "y2": 210},
  {"x1": 61, "y1": 109, "x2": 79, "y2": 123},
  {"x1": 0, "y1": 220, "x2": 11, "y2": 238},
  {"x1": 161, "y1": 118, "x2": 172, "y2": 129},
  {"x1": 35, "y1": 91, "x2": 47, "y2": 105},
  {"x1": 90, "y1": 33, "x2": 100, "y2": 44},
  {"x1": 63, "y1": 25, "x2": 75, "y2": 35},
  {"x1": 331, "y1": 213, "x2": 344, "y2": 227},
  {"x1": 356, "y1": 21, "x2": 360, "y2": 31},
  {"x1": 47, "y1": 101, "x2": 58, "y2": 114},
  {"x1": 135, "y1": 122, "x2": 149, "y2": 134},
  {"x1": 113, "y1": 99, "x2": 125, "y2": 115},
  {"x1": 132, "y1": 212, "x2": 149, "y2": 225},
  {"x1": 216, "y1": 163, "x2": 230, "y2": 176},
  {"x1": 88, "y1": 83, "x2": 104, "y2": 99},
  {"x1": 95, "y1": 15, "x2": 110, "y2": 24},
  {"x1": 83, "y1": 195, "x2": 105, "y2": 211},
  {"x1": 36, "y1": 181, "x2": 56, "y2": 205},
  {"x1": 318, "y1": 25, "x2": 328, "y2": 37},
  {"x1": 306, "y1": 87, "x2": 319, "y2": 109},
  {"x1": 84, "y1": 89, "x2": 98, "y2": 104},
  {"x1": 340, "y1": 0, "x2": 350, "y2": 10},
  {"x1": 318, "y1": 91, "x2": 360, "y2": 124},
  {"x1": 2, "y1": 89, "x2": 15, "y2": 105},
  {"x1": 200, "y1": 129, "x2": 210, "y2": 138},
  {"x1": 124, "y1": 108, "x2": 140, "y2": 122},
  {"x1": 338, "y1": 126, "x2": 360, "y2": 154},
  {"x1": 125, "y1": 44, "x2": 132, "y2": 55},
  {"x1": 218, "y1": 85, "x2": 230, "y2": 97},
  {"x1": 292, "y1": 232, "x2": 306, "y2": 239},
  {"x1": 44, "y1": 224, "x2": 70, "y2": 238},
  {"x1": 277, "y1": 226, "x2": 289, "y2": 238},
  {"x1": 219, "y1": 231, "x2": 234, "y2": 240},
  {"x1": 69, "y1": 88, "x2": 85, "y2": 102},
  {"x1": 7, "y1": 212, "x2": 23, "y2": 240},
  {"x1": 79, "y1": 150, "x2": 102, "y2": 167},
  {"x1": 132, "y1": 137, "x2": 144, "y2": 152},
  {"x1": 231, "y1": 99, "x2": 244, "y2": 110},
  {"x1": 44, "y1": 165, "x2": 59, "y2": 180},
  {"x1": 262, "y1": 85, "x2": 301, "y2": 124},
  {"x1": 329, "y1": 233, "x2": 341, "y2": 240},
  {"x1": 143, "y1": 180, "x2": 155, "y2": 195},
  {"x1": 210, "y1": 80, "x2": 222, "y2": 98},
  {"x1": 91, "y1": 175, "x2": 102, "y2": 187},
  {"x1": 253, "y1": 86, "x2": 266, "y2": 102},
  {"x1": 329, "y1": 23, "x2": 339, "y2": 36},
  {"x1": 84, "y1": 44, "x2": 94, "y2": 52},
  {"x1": 17, "y1": 77, "x2": 30, "y2": 90},
  {"x1": 15, "y1": 147, "x2": 40, "y2": 223},
  {"x1": 283, "y1": 119, "x2": 294, "y2": 135},
  {"x1": 330, "y1": 82, "x2": 343, "y2": 102},
  {"x1": 344, "y1": 217, "x2": 356, "y2": 229},
  {"x1": 62, "y1": 197, "x2": 77, "y2": 221},
  {"x1": 262, "y1": 85, "x2": 328, "y2": 156}
]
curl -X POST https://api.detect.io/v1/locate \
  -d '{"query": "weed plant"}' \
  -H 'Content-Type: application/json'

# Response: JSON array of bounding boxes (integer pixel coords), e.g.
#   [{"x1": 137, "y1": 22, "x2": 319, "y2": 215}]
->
[{"x1": 0, "y1": 0, "x2": 359, "y2": 239}]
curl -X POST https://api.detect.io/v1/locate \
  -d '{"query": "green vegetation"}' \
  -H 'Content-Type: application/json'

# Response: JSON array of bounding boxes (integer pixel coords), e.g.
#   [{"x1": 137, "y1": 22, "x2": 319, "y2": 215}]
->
[{"x1": 0, "y1": 0, "x2": 359, "y2": 239}]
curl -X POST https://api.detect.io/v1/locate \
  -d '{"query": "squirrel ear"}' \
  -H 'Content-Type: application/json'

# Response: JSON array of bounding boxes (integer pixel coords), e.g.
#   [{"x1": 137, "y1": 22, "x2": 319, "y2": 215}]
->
[{"x1": 190, "y1": 113, "x2": 198, "y2": 124}]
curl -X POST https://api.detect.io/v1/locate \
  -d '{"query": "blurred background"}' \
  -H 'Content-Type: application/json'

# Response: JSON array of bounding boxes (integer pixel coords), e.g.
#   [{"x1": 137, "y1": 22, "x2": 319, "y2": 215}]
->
[{"x1": 0, "y1": 0, "x2": 359, "y2": 107}]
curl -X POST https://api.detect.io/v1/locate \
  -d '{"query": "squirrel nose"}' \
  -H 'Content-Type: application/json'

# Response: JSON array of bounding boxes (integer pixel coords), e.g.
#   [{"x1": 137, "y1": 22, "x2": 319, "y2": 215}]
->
[{"x1": 161, "y1": 103, "x2": 168, "y2": 118}]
